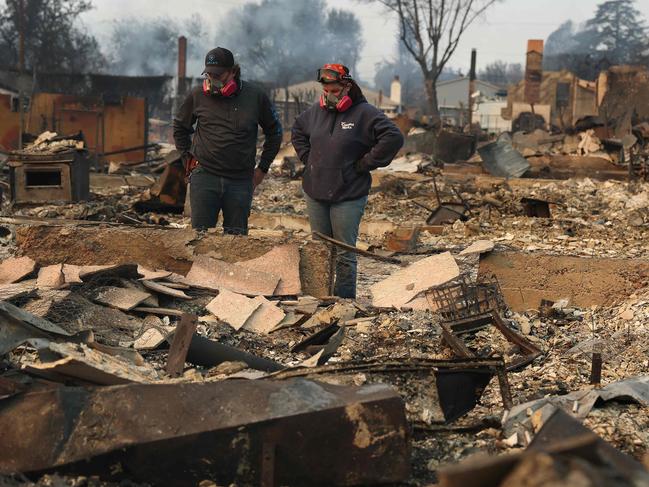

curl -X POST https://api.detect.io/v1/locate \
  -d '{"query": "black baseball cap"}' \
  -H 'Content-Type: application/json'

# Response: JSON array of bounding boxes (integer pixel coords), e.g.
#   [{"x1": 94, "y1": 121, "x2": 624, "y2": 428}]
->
[{"x1": 203, "y1": 47, "x2": 234, "y2": 75}]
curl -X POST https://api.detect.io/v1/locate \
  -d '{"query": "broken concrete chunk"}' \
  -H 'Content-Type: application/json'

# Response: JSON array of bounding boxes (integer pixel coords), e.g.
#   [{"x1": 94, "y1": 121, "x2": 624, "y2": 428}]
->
[
  {"x1": 303, "y1": 302, "x2": 357, "y2": 329},
  {"x1": 370, "y1": 252, "x2": 460, "y2": 309},
  {"x1": 205, "y1": 289, "x2": 262, "y2": 330},
  {"x1": 62, "y1": 264, "x2": 106, "y2": 285},
  {"x1": 242, "y1": 297, "x2": 286, "y2": 334},
  {"x1": 183, "y1": 255, "x2": 280, "y2": 296},
  {"x1": 133, "y1": 326, "x2": 174, "y2": 350},
  {"x1": 0, "y1": 256, "x2": 36, "y2": 284},
  {"x1": 237, "y1": 243, "x2": 302, "y2": 295},
  {"x1": 93, "y1": 287, "x2": 152, "y2": 311},
  {"x1": 36, "y1": 264, "x2": 65, "y2": 289},
  {"x1": 23, "y1": 342, "x2": 158, "y2": 385},
  {"x1": 459, "y1": 240, "x2": 495, "y2": 256}
]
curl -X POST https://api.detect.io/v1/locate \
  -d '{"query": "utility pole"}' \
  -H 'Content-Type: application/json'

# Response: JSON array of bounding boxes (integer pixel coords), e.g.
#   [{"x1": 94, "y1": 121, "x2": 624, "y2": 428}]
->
[
  {"x1": 18, "y1": 0, "x2": 25, "y2": 150},
  {"x1": 467, "y1": 48, "x2": 476, "y2": 128}
]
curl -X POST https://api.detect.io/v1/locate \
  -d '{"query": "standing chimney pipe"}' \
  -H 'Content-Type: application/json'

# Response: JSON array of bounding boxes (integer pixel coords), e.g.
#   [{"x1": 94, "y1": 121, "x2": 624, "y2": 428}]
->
[
  {"x1": 467, "y1": 48, "x2": 477, "y2": 128},
  {"x1": 177, "y1": 36, "x2": 187, "y2": 96}
]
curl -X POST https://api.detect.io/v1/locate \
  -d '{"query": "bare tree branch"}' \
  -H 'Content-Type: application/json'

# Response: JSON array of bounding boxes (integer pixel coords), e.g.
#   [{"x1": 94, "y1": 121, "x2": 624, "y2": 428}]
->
[{"x1": 369, "y1": 0, "x2": 498, "y2": 125}]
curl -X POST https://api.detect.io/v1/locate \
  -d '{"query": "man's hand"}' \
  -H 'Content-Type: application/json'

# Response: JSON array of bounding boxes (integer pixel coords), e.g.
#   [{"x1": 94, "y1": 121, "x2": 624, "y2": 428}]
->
[{"x1": 253, "y1": 168, "x2": 266, "y2": 189}]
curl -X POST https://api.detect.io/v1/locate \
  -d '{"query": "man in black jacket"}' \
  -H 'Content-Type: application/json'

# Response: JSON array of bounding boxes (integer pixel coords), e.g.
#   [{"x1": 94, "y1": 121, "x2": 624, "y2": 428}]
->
[{"x1": 173, "y1": 47, "x2": 282, "y2": 234}]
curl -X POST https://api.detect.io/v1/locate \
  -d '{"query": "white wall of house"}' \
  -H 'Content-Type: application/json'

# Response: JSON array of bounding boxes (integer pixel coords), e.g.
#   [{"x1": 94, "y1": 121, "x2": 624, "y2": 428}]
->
[{"x1": 473, "y1": 100, "x2": 512, "y2": 133}]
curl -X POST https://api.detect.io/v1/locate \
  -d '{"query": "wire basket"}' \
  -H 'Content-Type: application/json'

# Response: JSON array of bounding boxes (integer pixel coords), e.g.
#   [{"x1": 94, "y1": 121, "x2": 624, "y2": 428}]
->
[{"x1": 428, "y1": 274, "x2": 506, "y2": 323}]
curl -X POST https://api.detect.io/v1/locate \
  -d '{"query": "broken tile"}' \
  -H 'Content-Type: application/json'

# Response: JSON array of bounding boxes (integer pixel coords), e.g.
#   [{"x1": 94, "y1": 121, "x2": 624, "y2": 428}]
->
[
  {"x1": 242, "y1": 297, "x2": 286, "y2": 334},
  {"x1": 93, "y1": 286, "x2": 152, "y2": 311},
  {"x1": 134, "y1": 327, "x2": 171, "y2": 350},
  {"x1": 370, "y1": 252, "x2": 460, "y2": 308},
  {"x1": 205, "y1": 289, "x2": 262, "y2": 330},
  {"x1": 459, "y1": 240, "x2": 495, "y2": 256},
  {"x1": 137, "y1": 265, "x2": 172, "y2": 281},
  {"x1": 303, "y1": 302, "x2": 357, "y2": 328},
  {"x1": 0, "y1": 256, "x2": 36, "y2": 284},
  {"x1": 62, "y1": 264, "x2": 101, "y2": 285},
  {"x1": 36, "y1": 264, "x2": 65, "y2": 289},
  {"x1": 141, "y1": 280, "x2": 192, "y2": 300},
  {"x1": 24, "y1": 342, "x2": 158, "y2": 385},
  {"x1": 183, "y1": 255, "x2": 280, "y2": 296},
  {"x1": 237, "y1": 244, "x2": 302, "y2": 295}
]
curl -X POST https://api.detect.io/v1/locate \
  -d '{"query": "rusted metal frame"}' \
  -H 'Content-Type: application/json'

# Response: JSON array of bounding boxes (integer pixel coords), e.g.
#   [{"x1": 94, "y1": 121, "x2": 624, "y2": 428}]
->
[
  {"x1": 269, "y1": 357, "x2": 513, "y2": 415},
  {"x1": 491, "y1": 312, "x2": 542, "y2": 370},
  {"x1": 440, "y1": 322, "x2": 475, "y2": 358},
  {"x1": 495, "y1": 365, "x2": 513, "y2": 410},
  {"x1": 313, "y1": 231, "x2": 402, "y2": 264},
  {"x1": 269, "y1": 357, "x2": 507, "y2": 379},
  {"x1": 441, "y1": 311, "x2": 541, "y2": 373}
]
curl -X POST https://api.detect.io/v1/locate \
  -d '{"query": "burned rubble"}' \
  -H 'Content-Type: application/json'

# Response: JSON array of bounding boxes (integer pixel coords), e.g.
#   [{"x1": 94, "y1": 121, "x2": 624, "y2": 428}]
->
[{"x1": 0, "y1": 55, "x2": 649, "y2": 487}]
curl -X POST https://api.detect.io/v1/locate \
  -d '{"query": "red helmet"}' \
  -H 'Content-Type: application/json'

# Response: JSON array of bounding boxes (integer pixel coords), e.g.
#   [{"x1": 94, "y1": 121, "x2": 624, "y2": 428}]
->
[{"x1": 317, "y1": 63, "x2": 353, "y2": 83}]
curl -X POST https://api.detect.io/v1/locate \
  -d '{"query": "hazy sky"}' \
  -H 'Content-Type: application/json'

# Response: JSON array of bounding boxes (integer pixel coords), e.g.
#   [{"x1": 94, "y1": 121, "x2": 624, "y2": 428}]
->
[{"x1": 80, "y1": 0, "x2": 649, "y2": 82}]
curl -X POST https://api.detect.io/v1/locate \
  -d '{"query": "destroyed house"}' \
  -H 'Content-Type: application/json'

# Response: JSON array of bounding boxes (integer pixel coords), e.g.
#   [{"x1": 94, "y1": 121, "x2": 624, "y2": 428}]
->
[
  {"x1": 503, "y1": 69, "x2": 598, "y2": 131},
  {"x1": 0, "y1": 69, "x2": 174, "y2": 163},
  {"x1": 436, "y1": 77, "x2": 504, "y2": 127}
]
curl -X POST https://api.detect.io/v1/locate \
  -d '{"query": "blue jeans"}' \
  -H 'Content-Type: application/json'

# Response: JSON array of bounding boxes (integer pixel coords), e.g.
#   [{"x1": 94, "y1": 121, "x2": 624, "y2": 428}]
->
[
  {"x1": 305, "y1": 193, "x2": 367, "y2": 299},
  {"x1": 190, "y1": 167, "x2": 253, "y2": 234}
]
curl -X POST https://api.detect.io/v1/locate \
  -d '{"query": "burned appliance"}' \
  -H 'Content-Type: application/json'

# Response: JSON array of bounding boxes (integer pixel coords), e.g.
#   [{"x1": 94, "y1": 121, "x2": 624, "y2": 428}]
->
[{"x1": 8, "y1": 149, "x2": 90, "y2": 204}]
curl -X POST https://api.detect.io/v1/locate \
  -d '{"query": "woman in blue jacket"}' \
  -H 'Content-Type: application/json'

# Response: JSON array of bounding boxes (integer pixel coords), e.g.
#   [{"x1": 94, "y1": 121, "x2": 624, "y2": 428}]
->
[{"x1": 291, "y1": 64, "x2": 404, "y2": 298}]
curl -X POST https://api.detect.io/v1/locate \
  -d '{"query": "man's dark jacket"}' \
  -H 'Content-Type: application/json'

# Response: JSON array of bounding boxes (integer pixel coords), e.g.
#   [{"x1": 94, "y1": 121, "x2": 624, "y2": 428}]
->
[
  {"x1": 291, "y1": 96, "x2": 404, "y2": 202},
  {"x1": 173, "y1": 81, "x2": 282, "y2": 179}
]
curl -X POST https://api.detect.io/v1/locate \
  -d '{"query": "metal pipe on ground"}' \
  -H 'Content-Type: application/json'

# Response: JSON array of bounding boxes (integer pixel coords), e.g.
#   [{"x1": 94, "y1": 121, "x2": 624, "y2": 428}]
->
[{"x1": 185, "y1": 334, "x2": 285, "y2": 372}]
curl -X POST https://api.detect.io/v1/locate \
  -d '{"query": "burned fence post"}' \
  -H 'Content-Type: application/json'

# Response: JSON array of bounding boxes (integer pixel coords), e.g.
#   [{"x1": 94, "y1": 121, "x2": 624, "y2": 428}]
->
[{"x1": 166, "y1": 313, "x2": 197, "y2": 376}]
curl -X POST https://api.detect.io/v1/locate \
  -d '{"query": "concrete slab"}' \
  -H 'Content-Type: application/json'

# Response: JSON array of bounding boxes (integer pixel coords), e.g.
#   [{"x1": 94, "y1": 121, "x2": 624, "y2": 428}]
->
[
  {"x1": 242, "y1": 297, "x2": 286, "y2": 334},
  {"x1": 237, "y1": 243, "x2": 301, "y2": 295},
  {"x1": 371, "y1": 252, "x2": 460, "y2": 309},
  {"x1": 36, "y1": 264, "x2": 65, "y2": 289},
  {"x1": 94, "y1": 287, "x2": 152, "y2": 311},
  {"x1": 459, "y1": 240, "x2": 495, "y2": 256},
  {"x1": 206, "y1": 289, "x2": 262, "y2": 330},
  {"x1": 0, "y1": 256, "x2": 36, "y2": 284},
  {"x1": 184, "y1": 255, "x2": 280, "y2": 296},
  {"x1": 479, "y1": 251, "x2": 649, "y2": 311}
]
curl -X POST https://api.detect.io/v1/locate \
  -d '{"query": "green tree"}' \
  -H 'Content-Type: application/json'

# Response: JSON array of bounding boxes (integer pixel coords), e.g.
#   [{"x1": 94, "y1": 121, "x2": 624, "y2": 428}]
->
[{"x1": 0, "y1": 0, "x2": 104, "y2": 73}]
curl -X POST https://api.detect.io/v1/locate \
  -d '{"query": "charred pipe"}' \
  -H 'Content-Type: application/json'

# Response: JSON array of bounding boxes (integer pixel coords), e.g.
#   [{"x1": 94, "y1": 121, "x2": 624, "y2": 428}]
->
[{"x1": 186, "y1": 334, "x2": 285, "y2": 372}]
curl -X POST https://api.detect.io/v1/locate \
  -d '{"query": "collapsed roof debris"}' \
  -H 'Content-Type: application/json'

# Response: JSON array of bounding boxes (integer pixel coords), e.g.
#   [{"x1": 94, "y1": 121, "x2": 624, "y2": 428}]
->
[{"x1": 1, "y1": 76, "x2": 649, "y2": 485}]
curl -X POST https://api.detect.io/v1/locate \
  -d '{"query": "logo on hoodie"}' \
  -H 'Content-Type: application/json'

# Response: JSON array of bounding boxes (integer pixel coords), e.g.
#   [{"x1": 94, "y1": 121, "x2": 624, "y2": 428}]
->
[{"x1": 341, "y1": 122, "x2": 354, "y2": 130}]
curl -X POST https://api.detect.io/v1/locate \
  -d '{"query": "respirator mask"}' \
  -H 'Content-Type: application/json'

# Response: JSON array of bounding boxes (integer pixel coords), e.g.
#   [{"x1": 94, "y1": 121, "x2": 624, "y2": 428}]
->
[{"x1": 317, "y1": 64, "x2": 353, "y2": 112}]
